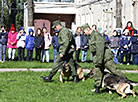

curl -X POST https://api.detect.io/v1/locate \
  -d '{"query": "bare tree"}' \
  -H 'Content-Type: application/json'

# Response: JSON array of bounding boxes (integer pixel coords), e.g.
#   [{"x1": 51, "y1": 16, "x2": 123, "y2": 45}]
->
[
  {"x1": 27, "y1": 0, "x2": 34, "y2": 26},
  {"x1": 116, "y1": 0, "x2": 122, "y2": 28}
]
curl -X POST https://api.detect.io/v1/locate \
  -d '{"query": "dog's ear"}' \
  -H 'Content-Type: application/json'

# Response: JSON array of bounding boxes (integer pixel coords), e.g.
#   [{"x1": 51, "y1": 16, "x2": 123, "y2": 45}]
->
[
  {"x1": 65, "y1": 63, "x2": 69, "y2": 67},
  {"x1": 62, "y1": 63, "x2": 65, "y2": 66}
]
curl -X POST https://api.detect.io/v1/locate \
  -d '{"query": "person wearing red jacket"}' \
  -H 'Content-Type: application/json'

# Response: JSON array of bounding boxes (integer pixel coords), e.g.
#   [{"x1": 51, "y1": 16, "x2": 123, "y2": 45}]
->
[{"x1": 8, "y1": 24, "x2": 17, "y2": 61}]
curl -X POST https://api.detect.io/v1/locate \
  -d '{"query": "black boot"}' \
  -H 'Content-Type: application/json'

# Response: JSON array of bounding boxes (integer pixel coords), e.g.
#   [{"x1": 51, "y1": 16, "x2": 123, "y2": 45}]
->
[
  {"x1": 94, "y1": 87, "x2": 100, "y2": 94},
  {"x1": 41, "y1": 73, "x2": 53, "y2": 82},
  {"x1": 73, "y1": 76, "x2": 78, "y2": 83}
]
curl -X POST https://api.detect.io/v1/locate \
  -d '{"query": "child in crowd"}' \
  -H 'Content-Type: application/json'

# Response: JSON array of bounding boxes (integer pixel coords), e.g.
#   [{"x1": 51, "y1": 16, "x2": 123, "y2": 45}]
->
[
  {"x1": 42, "y1": 27, "x2": 52, "y2": 63},
  {"x1": 25, "y1": 28, "x2": 35, "y2": 61},
  {"x1": 100, "y1": 30, "x2": 110, "y2": 45},
  {"x1": 75, "y1": 27, "x2": 81, "y2": 62},
  {"x1": 17, "y1": 27, "x2": 26, "y2": 61},
  {"x1": 81, "y1": 32, "x2": 89, "y2": 62},
  {"x1": 34, "y1": 28, "x2": 44, "y2": 61},
  {"x1": 131, "y1": 30, "x2": 138, "y2": 65},
  {"x1": 120, "y1": 29, "x2": 131, "y2": 65},
  {"x1": 51, "y1": 30, "x2": 60, "y2": 62},
  {"x1": 0, "y1": 25, "x2": 8, "y2": 63},
  {"x1": 8, "y1": 24, "x2": 17, "y2": 61},
  {"x1": 109, "y1": 30, "x2": 120, "y2": 64},
  {"x1": 117, "y1": 29, "x2": 122, "y2": 63}
]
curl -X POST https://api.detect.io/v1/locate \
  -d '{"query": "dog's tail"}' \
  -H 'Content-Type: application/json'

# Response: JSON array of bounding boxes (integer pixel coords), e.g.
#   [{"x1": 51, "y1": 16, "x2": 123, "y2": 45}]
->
[{"x1": 128, "y1": 80, "x2": 138, "y2": 86}]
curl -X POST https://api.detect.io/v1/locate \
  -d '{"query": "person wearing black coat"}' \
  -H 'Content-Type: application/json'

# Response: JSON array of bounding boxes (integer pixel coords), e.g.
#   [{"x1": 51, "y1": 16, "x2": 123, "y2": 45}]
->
[
  {"x1": 0, "y1": 25, "x2": 8, "y2": 63},
  {"x1": 131, "y1": 30, "x2": 138, "y2": 65},
  {"x1": 51, "y1": 30, "x2": 60, "y2": 62},
  {"x1": 81, "y1": 33, "x2": 89, "y2": 62},
  {"x1": 34, "y1": 28, "x2": 44, "y2": 61}
]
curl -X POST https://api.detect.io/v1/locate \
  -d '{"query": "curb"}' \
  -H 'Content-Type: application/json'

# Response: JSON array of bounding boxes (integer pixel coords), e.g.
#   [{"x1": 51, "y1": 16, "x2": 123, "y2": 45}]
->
[{"x1": 0, "y1": 68, "x2": 138, "y2": 73}]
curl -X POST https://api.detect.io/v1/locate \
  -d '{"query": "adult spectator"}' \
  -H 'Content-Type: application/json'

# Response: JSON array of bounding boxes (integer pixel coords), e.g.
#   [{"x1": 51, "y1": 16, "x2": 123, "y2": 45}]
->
[
  {"x1": 81, "y1": 32, "x2": 89, "y2": 62},
  {"x1": 8, "y1": 24, "x2": 17, "y2": 61},
  {"x1": 42, "y1": 27, "x2": 52, "y2": 63},
  {"x1": 0, "y1": 25, "x2": 8, "y2": 63},
  {"x1": 75, "y1": 27, "x2": 81, "y2": 62},
  {"x1": 25, "y1": 28, "x2": 35, "y2": 61},
  {"x1": 109, "y1": 30, "x2": 120, "y2": 64},
  {"x1": 123, "y1": 21, "x2": 135, "y2": 37},
  {"x1": 131, "y1": 30, "x2": 138, "y2": 65},
  {"x1": 51, "y1": 30, "x2": 60, "y2": 62},
  {"x1": 120, "y1": 29, "x2": 131, "y2": 65},
  {"x1": 17, "y1": 27, "x2": 26, "y2": 61}
]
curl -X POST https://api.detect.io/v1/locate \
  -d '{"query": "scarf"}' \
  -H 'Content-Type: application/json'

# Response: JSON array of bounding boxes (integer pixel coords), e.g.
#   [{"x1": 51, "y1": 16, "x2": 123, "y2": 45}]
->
[{"x1": 127, "y1": 27, "x2": 134, "y2": 37}]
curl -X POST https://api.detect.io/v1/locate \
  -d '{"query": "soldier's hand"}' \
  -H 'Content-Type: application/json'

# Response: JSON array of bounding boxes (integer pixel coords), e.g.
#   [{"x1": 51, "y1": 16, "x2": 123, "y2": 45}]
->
[{"x1": 60, "y1": 53, "x2": 63, "y2": 58}]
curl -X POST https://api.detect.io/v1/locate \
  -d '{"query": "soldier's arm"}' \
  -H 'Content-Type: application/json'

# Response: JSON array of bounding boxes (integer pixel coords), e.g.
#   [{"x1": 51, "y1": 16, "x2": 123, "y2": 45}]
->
[
  {"x1": 59, "y1": 31, "x2": 70, "y2": 55},
  {"x1": 95, "y1": 34, "x2": 106, "y2": 65}
]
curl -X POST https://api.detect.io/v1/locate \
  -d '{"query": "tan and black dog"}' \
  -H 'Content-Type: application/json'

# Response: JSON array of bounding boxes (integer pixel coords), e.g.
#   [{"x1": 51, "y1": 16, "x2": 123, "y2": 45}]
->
[
  {"x1": 59, "y1": 63, "x2": 85, "y2": 83},
  {"x1": 88, "y1": 69, "x2": 138, "y2": 98}
]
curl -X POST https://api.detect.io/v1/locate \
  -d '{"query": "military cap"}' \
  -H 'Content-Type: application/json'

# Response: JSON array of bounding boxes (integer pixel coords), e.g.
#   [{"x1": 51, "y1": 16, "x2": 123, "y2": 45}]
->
[
  {"x1": 81, "y1": 23, "x2": 90, "y2": 32},
  {"x1": 52, "y1": 20, "x2": 61, "y2": 28}
]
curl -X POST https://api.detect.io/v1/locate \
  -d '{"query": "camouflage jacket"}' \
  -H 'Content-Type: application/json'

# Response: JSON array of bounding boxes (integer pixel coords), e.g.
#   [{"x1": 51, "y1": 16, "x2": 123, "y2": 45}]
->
[
  {"x1": 58, "y1": 27, "x2": 76, "y2": 55},
  {"x1": 88, "y1": 30, "x2": 113, "y2": 65}
]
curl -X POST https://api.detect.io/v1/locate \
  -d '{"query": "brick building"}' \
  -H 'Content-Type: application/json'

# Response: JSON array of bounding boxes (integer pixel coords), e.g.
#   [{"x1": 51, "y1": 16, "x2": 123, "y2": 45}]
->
[{"x1": 24, "y1": 0, "x2": 76, "y2": 34}]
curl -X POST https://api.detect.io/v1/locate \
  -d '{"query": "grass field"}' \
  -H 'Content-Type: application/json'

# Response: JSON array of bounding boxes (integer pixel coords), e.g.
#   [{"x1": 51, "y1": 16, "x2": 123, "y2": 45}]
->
[{"x1": 0, "y1": 71, "x2": 138, "y2": 102}]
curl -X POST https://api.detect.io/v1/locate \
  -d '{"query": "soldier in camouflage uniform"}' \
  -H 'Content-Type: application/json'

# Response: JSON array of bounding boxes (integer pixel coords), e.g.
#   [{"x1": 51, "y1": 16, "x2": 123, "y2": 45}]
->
[
  {"x1": 81, "y1": 23, "x2": 125, "y2": 93},
  {"x1": 41, "y1": 20, "x2": 78, "y2": 83}
]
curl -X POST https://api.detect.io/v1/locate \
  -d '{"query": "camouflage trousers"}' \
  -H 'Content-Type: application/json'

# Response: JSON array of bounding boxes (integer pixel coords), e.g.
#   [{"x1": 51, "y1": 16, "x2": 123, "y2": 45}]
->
[
  {"x1": 50, "y1": 53, "x2": 77, "y2": 77},
  {"x1": 94, "y1": 60, "x2": 125, "y2": 88}
]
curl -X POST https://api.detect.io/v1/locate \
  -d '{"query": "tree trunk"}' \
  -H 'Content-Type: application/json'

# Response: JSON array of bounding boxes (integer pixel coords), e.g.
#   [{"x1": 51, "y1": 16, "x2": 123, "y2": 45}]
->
[
  {"x1": 10, "y1": 0, "x2": 17, "y2": 27},
  {"x1": 116, "y1": 0, "x2": 122, "y2": 28},
  {"x1": 27, "y1": 0, "x2": 34, "y2": 26}
]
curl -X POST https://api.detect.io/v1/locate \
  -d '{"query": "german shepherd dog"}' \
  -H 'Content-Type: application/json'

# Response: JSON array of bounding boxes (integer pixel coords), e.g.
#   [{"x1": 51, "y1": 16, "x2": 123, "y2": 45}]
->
[
  {"x1": 88, "y1": 69, "x2": 138, "y2": 98},
  {"x1": 59, "y1": 63, "x2": 85, "y2": 83}
]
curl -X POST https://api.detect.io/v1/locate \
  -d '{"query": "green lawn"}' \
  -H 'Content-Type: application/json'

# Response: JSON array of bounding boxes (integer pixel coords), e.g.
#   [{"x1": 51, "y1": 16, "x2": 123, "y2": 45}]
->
[{"x1": 0, "y1": 71, "x2": 138, "y2": 102}]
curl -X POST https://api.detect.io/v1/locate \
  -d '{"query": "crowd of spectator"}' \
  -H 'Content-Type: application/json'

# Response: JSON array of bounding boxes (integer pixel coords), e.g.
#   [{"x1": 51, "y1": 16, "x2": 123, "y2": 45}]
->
[{"x1": 0, "y1": 21, "x2": 138, "y2": 65}]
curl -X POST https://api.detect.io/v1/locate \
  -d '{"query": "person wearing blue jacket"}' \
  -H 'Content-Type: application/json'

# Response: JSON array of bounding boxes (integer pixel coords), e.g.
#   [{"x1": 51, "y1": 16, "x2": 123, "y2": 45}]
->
[
  {"x1": 131, "y1": 30, "x2": 138, "y2": 65},
  {"x1": 120, "y1": 29, "x2": 131, "y2": 65},
  {"x1": 0, "y1": 25, "x2": 8, "y2": 63},
  {"x1": 117, "y1": 29, "x2": 122, "y2": 63},
  {"x1": 81, "y1": 33, "x2": 89, "y2": 62},
  {"x1": 25, "y1": 28, "x2": 35, "y2": 61},
  {"x1": 100, "y1": 30, "x2": 110, "y2": 45},
  {"x1": 51, "y1": 30, "x2": 60, "y2": 62}
]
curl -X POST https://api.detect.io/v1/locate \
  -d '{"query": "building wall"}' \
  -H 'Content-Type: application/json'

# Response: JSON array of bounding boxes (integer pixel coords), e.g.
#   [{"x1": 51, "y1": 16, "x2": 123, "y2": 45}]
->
[
  {"x1": 34, "y1": 13, "x2": 75, "y2": 33},
  {"x1": 24, "y1": 1, "x2": 76, "y2": 33},
  {"x1": 75, "y1": 0, "x2": 138, "y2": 36}
]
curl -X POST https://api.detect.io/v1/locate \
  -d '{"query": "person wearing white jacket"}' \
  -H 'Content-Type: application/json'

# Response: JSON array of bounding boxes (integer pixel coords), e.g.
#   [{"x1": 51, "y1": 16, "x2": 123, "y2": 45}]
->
[
  {"x1": 42, "y1": 27, "x2": 52, "y2": 63},
  {"x1": 17, "y1": 27, "x2": 26, "y2": 61}
]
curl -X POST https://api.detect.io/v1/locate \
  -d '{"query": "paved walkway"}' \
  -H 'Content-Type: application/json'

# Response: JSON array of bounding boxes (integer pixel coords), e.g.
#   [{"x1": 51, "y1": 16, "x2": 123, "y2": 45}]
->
[{"x1": 0, "y1": 68, "x2": 138, "y2": 73}]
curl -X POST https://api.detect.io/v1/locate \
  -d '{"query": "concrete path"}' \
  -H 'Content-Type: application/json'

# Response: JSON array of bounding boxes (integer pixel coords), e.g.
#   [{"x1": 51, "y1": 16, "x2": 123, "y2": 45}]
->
[{"x1": 0, "y1": 68, "x2": 138, "y2": 73}]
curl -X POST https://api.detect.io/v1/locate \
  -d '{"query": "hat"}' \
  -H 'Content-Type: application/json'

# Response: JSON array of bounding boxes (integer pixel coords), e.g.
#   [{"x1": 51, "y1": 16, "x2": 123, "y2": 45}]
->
[
  {"x1": 100, "y1": 30, "x2": 105, "y2": 34},
  {"x1": 19, "y1": 26, "x2": 24, "y2": 31},
  {"x1": 81, "y1": 23, "x2": 90, "y2": 32},
  {"x1": 52, "y1": 20, "x2": 61, "y2": 28},
  {"x1": 123, "y1": 29, "x2": 129, "y2": 34},
  {"x1": 54, "y1": 30, "x2": 58, "y2": 33},
  {"x1": 117, "y1": 29, "x2": 121, "y2": 33},
  {"x1": 10, "y1": 24, "x2": 15, "y2": 31}
]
